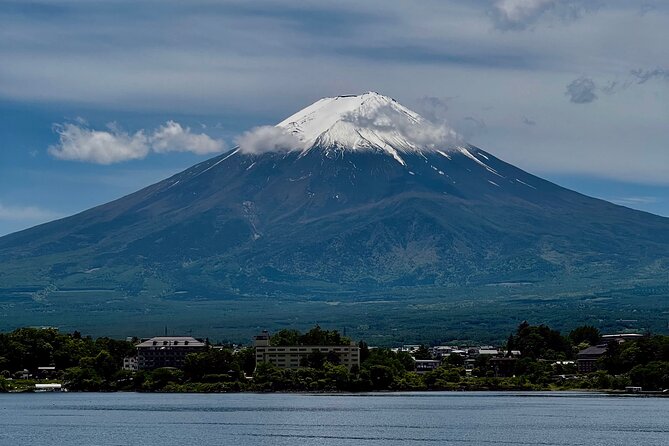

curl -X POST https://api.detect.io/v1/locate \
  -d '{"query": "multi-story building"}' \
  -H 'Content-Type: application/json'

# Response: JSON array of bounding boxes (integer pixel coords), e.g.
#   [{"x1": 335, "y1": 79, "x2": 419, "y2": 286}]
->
[
  {"x1": 136, "y1": 336, "x2": 206, "y2": 370},
  {"x1": 253, "y1": 331, "x2": 360, "y2": 371},
  {"x1": 576, "y1": 344, "x2": 608, "y2": 373}
]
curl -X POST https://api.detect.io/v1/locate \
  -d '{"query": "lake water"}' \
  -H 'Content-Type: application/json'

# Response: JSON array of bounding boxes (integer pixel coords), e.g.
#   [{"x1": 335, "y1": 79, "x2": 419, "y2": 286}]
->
[{"x1": 1, "y1": 392, "x2": 668, "y2": 445}]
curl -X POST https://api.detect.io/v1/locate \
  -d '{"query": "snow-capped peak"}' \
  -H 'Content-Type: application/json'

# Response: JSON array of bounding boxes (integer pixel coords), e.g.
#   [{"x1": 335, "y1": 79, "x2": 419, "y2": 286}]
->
[{"x1": 276, "y1": 92, "x2": 459, "y2": 163}]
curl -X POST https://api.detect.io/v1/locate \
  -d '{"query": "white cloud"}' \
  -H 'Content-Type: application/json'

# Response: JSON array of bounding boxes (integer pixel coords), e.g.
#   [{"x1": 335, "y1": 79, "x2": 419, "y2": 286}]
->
[
  {"x1": 49, "y1": 122, "x2": 150, "y2": 164},
  {"x1": 150, "y1": 120, "x2": 226, "y2": 154},
  {"x1": 342, "y1": 104, "x2": 461, "y2": 150},
  {"x1": 492, "y1": 0, "x2": 556, "y2": 30},
  {"x1": 235, "y1": 126, "x2": 302, "y2": 154},
  {"x1": 489, "y1": 0, "x2": 594, "y2": 30},
  {"x1": 49, "y1": 121, "x2": 226, "y2": 164}
]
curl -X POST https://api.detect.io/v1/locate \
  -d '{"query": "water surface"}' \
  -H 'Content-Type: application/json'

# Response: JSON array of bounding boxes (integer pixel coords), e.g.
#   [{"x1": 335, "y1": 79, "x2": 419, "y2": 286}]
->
[{"x1": 1, "y1": 392, "x2": 667, "y2": 445}]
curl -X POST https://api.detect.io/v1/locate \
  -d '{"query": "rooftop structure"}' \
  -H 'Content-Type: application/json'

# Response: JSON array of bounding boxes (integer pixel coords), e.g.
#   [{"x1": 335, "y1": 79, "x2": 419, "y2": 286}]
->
[
  {"x1": 576, "y1": 344, "x2": 608, "y2": 373},
  {"x1": 136, "y1": 336, "x2": 206, "y2": 370}
]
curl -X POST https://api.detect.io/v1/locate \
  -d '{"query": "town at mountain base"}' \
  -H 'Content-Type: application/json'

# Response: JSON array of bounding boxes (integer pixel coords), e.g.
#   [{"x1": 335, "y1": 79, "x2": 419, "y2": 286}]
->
[{"x1": 2, "y1": 323, "x2": 669, "y2": 394}]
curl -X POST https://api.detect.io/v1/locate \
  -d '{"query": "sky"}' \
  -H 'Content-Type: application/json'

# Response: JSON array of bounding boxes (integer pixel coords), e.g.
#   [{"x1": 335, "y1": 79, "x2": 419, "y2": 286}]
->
[{"x1": 1, "y1": 0, "x2": 668, "y2": 236}]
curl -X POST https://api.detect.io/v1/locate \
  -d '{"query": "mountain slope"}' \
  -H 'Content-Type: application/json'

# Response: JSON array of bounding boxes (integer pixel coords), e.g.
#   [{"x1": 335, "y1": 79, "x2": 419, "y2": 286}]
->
[{"x1": 0, "y1": 92, "x2": 668, "y2": 338}]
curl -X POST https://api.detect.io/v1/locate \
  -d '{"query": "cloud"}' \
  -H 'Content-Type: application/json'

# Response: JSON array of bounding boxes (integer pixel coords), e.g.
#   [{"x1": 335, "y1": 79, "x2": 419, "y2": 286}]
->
[
  {"x1": 49, "y1": 121, "x2": 226, "y2": 164},
  {"x1": 630, "y1": 67, "x2": 669, "y2": 84},
  {"x1": 235, "y1": 126, "x2": 302, "y2": 154},
  {"x1": 574, "y1": 67, "x2": 669, "y2": 99},
  {"x1": 413, "y1": 96, "x2": 454, "y2": 123},
  {"x1": 565, "y1": 76, "x2": 598, "y2": 104},
  {"x1": 342, "y1": 104, "x2": 461, "y2": 150},
  {"x1": 0, "y1": 202, "x2": 63, "y2": 222},
  {"x1": 489, "y1": 0, "x2": 596, "y2": 30},
  {"x1": 49, "y1": 122, "x2": 150, "y2": 164},
  {"x1": 490, "y1": 0, "x2": 557, "y2": 30},
  {"x1": 150, "y1": 120, "x2": 226, "y2": 154}
]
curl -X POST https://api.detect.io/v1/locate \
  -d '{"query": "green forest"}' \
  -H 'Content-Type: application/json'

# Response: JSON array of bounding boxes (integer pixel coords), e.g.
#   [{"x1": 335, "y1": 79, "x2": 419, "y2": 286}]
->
[{"x1": 2, "y1": 324, "x2": 669, "y2": 393}]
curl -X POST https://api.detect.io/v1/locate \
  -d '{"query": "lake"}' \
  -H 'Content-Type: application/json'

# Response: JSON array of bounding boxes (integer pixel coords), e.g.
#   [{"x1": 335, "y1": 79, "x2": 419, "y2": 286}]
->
[{"x1": 1, "y1": 392, "x2": 668, "y2": 445}]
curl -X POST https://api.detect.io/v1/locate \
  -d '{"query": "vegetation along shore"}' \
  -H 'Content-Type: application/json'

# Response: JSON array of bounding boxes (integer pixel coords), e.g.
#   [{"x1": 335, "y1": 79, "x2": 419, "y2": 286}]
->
[{"x1": 1, "y1": 323, "x2": 668, "y2": 394}]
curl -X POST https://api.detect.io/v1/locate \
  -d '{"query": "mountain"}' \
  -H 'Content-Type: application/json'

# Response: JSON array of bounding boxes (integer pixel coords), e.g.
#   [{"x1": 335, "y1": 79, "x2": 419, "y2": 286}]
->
[{"x1": 1, "y1": 92, "x2": 668, "y2": 341}]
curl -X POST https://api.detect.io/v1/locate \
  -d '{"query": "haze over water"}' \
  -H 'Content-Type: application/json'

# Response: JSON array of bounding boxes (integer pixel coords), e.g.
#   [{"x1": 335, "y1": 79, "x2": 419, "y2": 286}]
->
[{"x1": 2, "y1": 392, "x2": 668, "y2": 445}]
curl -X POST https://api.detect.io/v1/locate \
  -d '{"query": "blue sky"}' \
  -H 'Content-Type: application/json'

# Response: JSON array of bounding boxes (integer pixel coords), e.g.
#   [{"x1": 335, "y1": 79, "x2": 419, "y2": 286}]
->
[{"x1": 1, "y1": 0, "x2": 668, "y2": 236}]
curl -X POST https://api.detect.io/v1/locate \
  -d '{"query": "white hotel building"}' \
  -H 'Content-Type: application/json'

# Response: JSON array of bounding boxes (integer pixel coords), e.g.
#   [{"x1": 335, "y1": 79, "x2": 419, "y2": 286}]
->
[{"x1": 253, "y1": 331, "x2": 360, "y2": 371}]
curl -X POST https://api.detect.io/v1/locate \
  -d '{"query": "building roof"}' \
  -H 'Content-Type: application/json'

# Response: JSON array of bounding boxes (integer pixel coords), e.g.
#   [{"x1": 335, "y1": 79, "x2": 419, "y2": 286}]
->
[
  {"x1": 577, "y1": 344, "x2": 608, "y2": 358},
  {"x1": 478, "y1": 349, "x2": 499, "y2": 355},
  {"x1": 137, "y1": 336, "x2": 205, "y2": 348}
]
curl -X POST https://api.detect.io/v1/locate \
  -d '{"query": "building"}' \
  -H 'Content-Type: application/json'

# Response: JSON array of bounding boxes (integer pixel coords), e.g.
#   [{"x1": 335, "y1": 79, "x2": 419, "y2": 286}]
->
[
  {"x1": 414, "y1": 359, "x2": 441, "y2": 374},
  {"x1": 122, "y1": 356, "x2": 138, "y2": 371},
  {"x1": 477, "y1": 349, "x2": 500, "y2": 356},
  {"x1": 577, "y1": 344, "x2": 608, "y2": 373},
  {"x1": 490, "y1": 357, "x2": 517, "y2": 377},
  {"x1": 253, "y1": 331, "x2": 360, "y2": 371},
  {"x1": 601, "y1": 333, "x2": 644, "y2": 343},
  {"x1": 35, "y1": 383, "x2": 63, "y2": 392},
  {"x1": 136, "y1": 336, "x2": 206, "y2": 370}
]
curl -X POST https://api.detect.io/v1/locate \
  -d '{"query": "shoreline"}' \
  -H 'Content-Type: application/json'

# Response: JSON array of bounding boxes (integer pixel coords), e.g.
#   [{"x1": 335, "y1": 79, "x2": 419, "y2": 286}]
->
[{"x1": 5, "y1": 388, "x2": 669, "y2": 397}]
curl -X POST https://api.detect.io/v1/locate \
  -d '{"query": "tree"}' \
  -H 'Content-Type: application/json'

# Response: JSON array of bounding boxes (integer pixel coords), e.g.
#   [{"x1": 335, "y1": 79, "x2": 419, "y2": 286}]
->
[
  {"x1": 146, "y1": 368, "x2": 183, "y2": 391},
  {"x1": 235, "y1": 347, "x2": 257, "y2": 376},
  {"x1": 514, "y1": 323, "x2": 571, "y2": 359},
  {"x1": 569, "y1": 326, "x2": 601, "y2": 346},
  {"x1": 94, "y1": 350, "x2": 117, "y2": 380},
  {"x1": 445, "y1": 353, "x2": 465, "y2": 366},
  {"x1": 368, "y1": 365, "x2": 395, "y2": 390},
  {"x1": 630, "y1": 361, "x2": 669, "y2": 391},
  {"x1": 326, "y1": 350, "x2": 341, "y2": 365},
  {"x1": 270, "y1": 329, "x2": 301, "y2": 346},
  {"x1": 305, "y1": 350, "x2": 326, "y2": 369},
  {"x1": 184, "y1": 348, "x2": 239, "y2": 381},
  {"x1": 413, "y1": 345, "x2": 432, "y2": 360},
  {"x1": 359, "y1": 341, "x2": 370, "y2": 363}
]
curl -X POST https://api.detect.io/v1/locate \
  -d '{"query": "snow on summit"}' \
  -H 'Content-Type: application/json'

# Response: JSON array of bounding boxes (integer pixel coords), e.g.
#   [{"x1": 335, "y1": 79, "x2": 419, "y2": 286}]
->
[{"x1": 276, "y1": 92, "x2": 460, "y2": 163}]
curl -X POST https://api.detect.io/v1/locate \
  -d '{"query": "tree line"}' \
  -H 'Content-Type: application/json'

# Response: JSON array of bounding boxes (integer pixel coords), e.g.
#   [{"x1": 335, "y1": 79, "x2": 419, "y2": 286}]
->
[{"x1": 2, "y1": 324, "x2": 669, "y2": 392}]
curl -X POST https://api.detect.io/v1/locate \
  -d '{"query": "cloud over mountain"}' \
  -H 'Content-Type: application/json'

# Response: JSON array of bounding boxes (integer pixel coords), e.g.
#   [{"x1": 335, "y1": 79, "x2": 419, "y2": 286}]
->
[{"x1": 235, "y1": 126, "x2": 302, "y2": 154}]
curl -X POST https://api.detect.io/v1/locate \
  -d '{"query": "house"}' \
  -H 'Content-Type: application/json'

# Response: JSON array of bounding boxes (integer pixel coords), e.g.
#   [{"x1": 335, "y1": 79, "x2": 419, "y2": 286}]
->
[
  {"x1": 490, "y1": 357, "x2": 517, "y2": 377},
  {"x1": 577, "y1": 344, "x2": 608, "y2": 373},
  {"x1": 253, "y1": 331, "x2": 360, "y2": 371},
  {"x1": 136, "y1": 336, "x2": 206, "y2": 370},
  {"x1": 478, "y1": 349, "x2": 499, "y2": 356},
  {"x1": 414, "y1": 359, "x2": 441, "y2": 374},
  {"x1": 122, "y1": 356, "x2": 138, "y2": 371},
  {"x1": 431, "y1": 346, "x2": 454, "y2": 359}
]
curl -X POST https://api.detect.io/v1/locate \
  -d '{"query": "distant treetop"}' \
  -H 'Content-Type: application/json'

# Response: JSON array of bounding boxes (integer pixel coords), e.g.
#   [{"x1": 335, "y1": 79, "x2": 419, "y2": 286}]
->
[{"x1": 269, "y1": 325, "x2": 352, "y2": 346}]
